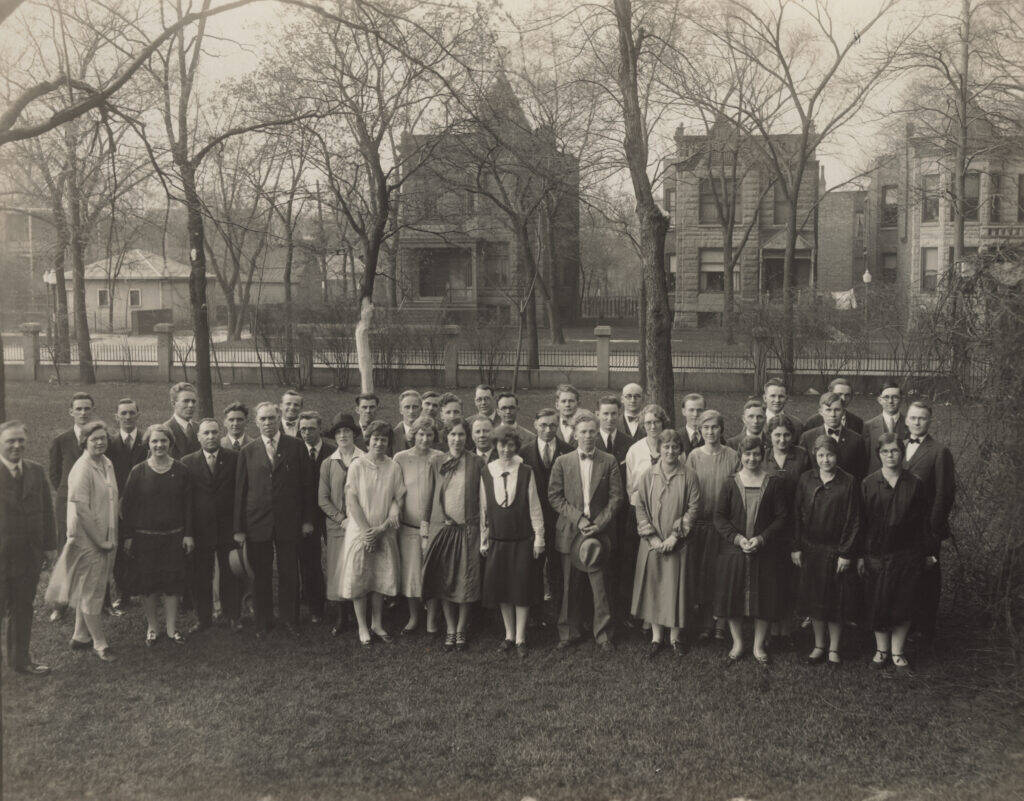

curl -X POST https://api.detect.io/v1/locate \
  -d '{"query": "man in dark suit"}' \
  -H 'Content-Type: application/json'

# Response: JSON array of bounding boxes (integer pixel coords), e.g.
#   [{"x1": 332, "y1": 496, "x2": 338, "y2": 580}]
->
[
  {"x1": 164, "y1": 381, "x2": 200, "y2": 458},
  {"x1": 1, "y1": 421, "x2": 57, "y2": 675},
  {"x1": 864, "y1": 382, "x2": 908, "y2": 473},
  {"x1": 726, "y1": 399, "x2": 771, "y2": 452},
  {"x1": 473, "y1": 384, "x2": 500, "y2": 426},
  {"x1": 618, "y1": 383, "x2": 646, "y2": 444},
  {"x1": 221, "y1": 402, "x2": 253, "y2": 451},
  {"x1": 280, "y1": 389, "x2": 303, "y2": 439},
  {"x1": 548, "y1": 410, "x2": 623, "y2": 653},
  {"x1": 680, "y1": 393, "x2": 706, "y2": 457},
  {"x1": 297, "y1": 411, "x2": 334, "y2": 623},
  {"x1": 799, "y1": 392, "x2": 868, "y2": 480},
  {"x1": 903, "y1": 400, "x2": 955, "y2": 645},
  {"x1": 390, "y1": 390, "x2": 422, "y2": 455},
  {"x1": 234, "y1": 401, "x2": 315, "y2": 638},
  {"x1": 554, "y1": 383, "x2": 580, "y2": 447},
  {"x1": 595, "y1": 395, "x2": 633, "y2": 628},
  {"x1": 48, "y1": 391, "x2": 93, "y2": 553},
  {"x1": 105, "y1": 397, "x2": 147, "y2": 613},
  {"x1": 421, "y1": 391, "x2": 442, "y2": 423},
  {"x1": 182, "y1": 419, "x2": 242, "y2": 633},
  {"x1": 495, "y1": 391, "x2": 536, "y2": 447},
  {"x1": 805, "y1": 377, "x2": 864, "y2": 434},
  {"x1": 520, "y1": 408, "x2": 572, "y2": 618},
  {"x1": 763, "y1": 378, "x2": 804, "y2": 440},
  {"x1": 354, "y1": 392, "x2": 381, "y2": 447}
]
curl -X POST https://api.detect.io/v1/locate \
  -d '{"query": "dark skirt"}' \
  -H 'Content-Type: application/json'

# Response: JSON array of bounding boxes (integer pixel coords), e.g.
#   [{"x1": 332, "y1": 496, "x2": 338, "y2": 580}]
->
[
  {"x1": 482, "y1": 539, "x2": 540, "y2": 608},
  {"x1": 794, "y1": 545, "x2": 860, "y2": 624},
  {"x1": 775, "y1": 529, "x2": 798, "y2": 620},
  {"x1": 713, "y1": 549, "x2": 780, "y2": 620},
  {"x1": 863, "y1": 550, "x2": 922, "y2": 631},
  {"x1": 691, "y1": 521, "x2": 720, "y2": 611},
  {"x1": 421, "y1": 523, "x2": 481, "y2": 604},
  {"x1": 124, "y1": 530, "x2": 186, "y2": 596}
]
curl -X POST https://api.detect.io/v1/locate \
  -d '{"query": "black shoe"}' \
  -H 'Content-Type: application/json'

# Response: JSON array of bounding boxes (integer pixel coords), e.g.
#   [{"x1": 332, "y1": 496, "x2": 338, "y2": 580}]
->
[
  {"x1": 556, "y1": 637, "x2": 581, "y2": 651},
  {"x1": 330, "y1": 624, "x2": 344, "y2": 637},
  {"x1": 647, "y1": 640, "x2": 664, "y2": 659},
  {"x1": 169, "y1": 631, "x2": 186, "y2": 645},
  {"x1": 516, "y1": 643, "x2": 528, "y2": 659},
  {"x1": 827, "y1": 650, "x2": 842, "y2": 668},
  {"x1": 497, "y1": 639, "x2": 514, "y2": 653},
  {"x1": 598, "y1": 641, "x2": 615, "y2": 655},
  {"x1": 724, "y1": 651, "x2": 746, "y2": 667},
  {"x1": 70, "y1": 638, "x2": 93, "y2": 651},
  {"x1": 671, "y1": 640, "x2": 689, "y2": 657},
  {"x1": 15, "y1": 662, "x2": 51, "y2": 676}
]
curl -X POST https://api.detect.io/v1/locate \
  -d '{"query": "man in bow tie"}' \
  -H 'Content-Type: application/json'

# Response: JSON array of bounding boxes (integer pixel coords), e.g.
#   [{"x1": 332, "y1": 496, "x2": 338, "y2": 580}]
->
[
  {"x1": 799, "y1": 392, "x2": 867, "y2": 479},
  {"x1": 163, "y1": 382, "x2": 201, "y2": 458},
  {"x1": 864, "y1": 382, "x2": 908, "y2": 473},
  {"x1": 548, "y1": 410, "x2": 623, "y2": 653},
  {"x1": 618, "y1": 383, "x2": 646, "y2": 444},
  {"x1": 105, "y1": 397, "x2": 147, "y2": 613},
  {"x1": 279, "y1": 390, "x2": 304, "y2": 439},
  {"x1": 902, "y1": 400, "x2": 955, "y2": 646},
  {"x1": 297, "y1": 411, "x2": 333, "y2": 624}
]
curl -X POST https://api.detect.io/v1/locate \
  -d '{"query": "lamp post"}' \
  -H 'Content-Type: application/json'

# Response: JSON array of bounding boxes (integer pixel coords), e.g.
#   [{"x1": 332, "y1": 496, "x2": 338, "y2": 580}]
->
[{"x1": 861, "y1": 268, "x2": 872, "y2": 329}]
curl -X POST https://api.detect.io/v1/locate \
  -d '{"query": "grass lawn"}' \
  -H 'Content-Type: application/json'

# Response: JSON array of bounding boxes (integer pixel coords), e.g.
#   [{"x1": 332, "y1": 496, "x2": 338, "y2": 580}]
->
[{"x1": 3, "y1": 379, "x2": 1022, "y2": 801}]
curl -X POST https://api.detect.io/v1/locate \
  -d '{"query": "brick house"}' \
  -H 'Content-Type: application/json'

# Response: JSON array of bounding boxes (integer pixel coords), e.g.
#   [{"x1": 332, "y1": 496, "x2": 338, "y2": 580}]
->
[{"x1": 664, "y1": 123, "x2": 821, "y2": 328}]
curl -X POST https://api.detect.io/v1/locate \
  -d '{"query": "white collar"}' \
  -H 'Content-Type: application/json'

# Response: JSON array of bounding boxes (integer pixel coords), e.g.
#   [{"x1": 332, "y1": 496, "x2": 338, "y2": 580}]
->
[
  {"x1": 262, "y1": 432, "x2": 280, "y2": 447},
  {"x1": 330, "y1": 445, "x2": 364, "y2": 462},
  {"x1": 121, "y1": 429, "x2": 136, "y2": 442},
  {"x1": 174, "y1": 414, "x2": 191, "y2": 431},
  {"x1": 487, "y1": 455, "x2": 522, "y2": 476},
  {"x1": 0, "y1": 454, "x2": 21, "y2": 475}
]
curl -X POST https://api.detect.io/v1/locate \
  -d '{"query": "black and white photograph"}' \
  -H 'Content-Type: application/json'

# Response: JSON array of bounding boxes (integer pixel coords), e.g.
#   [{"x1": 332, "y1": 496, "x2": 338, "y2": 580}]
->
[{"x1": 0, "y1": 0, "x2": 1021, "y2": 798}]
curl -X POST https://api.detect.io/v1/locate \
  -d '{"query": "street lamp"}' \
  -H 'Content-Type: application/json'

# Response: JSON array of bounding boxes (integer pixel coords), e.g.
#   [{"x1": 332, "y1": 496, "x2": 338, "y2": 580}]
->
[{"x1": 861, "y1": 268, "x2": 872, "y2": 328}]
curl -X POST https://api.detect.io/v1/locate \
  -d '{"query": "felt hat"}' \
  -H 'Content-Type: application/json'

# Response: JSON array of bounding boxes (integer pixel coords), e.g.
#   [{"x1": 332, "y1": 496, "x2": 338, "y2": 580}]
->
[
  {"x1": 228, "y1": 541, "x2": 255, "y2": 582},
  {"x1": 570, "y1": 527, "x2": 608, "y2": 573},
  {"x1": 325, "y1": 412, "x2": 360, "y2": 440}
]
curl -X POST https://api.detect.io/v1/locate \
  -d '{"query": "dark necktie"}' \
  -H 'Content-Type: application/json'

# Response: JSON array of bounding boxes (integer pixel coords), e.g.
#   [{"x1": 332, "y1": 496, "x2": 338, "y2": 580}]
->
[
  {"x1": 542, "y1": 443, "x2": 552, "y2": 468},
  {"x1": 579, "y1": 452, "x2": 592, "y2": 461},
  {"x1": 232, "y1": 439, "x2": 242, "y2": 451},
  {"x1": 309, "y1": 446, "x2": 317, "y2": 461},
  {"x1": 650, "y1": 454, "x2": 660, "y2": 466},
  {"x1": 500, "y1": 471, "x2": 510, "y2": 507},
  {"x1": 908, "y1": 437, "x2": 922, "y2": 444},
  {"x1": 827, "y1": 428, "x2": 841, "y2": 438},
  {"x1": 12, "y1": 463, "x2": 22, "y2": 481},
  {"x1": 691, "y1": 431, "x2": 702, "y2": 448}
]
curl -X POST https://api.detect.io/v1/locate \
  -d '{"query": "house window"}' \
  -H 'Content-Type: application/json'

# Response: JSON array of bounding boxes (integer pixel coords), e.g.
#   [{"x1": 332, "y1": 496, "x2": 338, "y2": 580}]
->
[
  {"x1": 947, "y1": 246, "x2": 978, "y2": 274},
  {"x1": 920, "y1": 247, "x2": 938, "y2": 293},
  {"x1": 129, "y1": 289, "x2": 141, "y2": 307},
  {"x1": 989, "y1": 173, "x2": 1001, "y2": 222},
  {"x1": 97, "y1": 289, "x2": 110, "y2": 307},
  {"x1": 881, "y1": 252, "x2": 897, "y2": 284},
  {"x1": 952, "y1": 172, "x2": 981, "y2": 221},
  {"x1": 699, "y1": 178, "x2": 727, "y2": 224},
  {"x1": 772, "y1": 184, "x2": 788, "y2": 226},
  {"x1": 854, "y1": 211, "x2": 865, "y2": 240},
  {"x1": 667, "y1": 253, "x2": 677, "y2": 293},
  {"x1": 664, "y1": 186, "x2": 676, "y2": 227},
  {"x1": 881, "y1": 185, "x2": 898, "y2": 227},
  {"x1": 698, "y1": 248, "x2": 738, "y2": 293},
  {"x1": 921, "y1": 174, "x2": 939, "y2": 223}
]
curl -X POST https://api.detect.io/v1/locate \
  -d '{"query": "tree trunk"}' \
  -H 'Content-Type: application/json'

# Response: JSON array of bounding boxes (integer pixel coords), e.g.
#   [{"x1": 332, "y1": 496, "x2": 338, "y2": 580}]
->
[
  {"x1": 68, "y1": 194, "x2": 95, "y2": 384},
  {"x1": 284, "y1": 226, "x2": 295, "y2": 369},
  {"x1": 637, "y1": 280, "x2": 647, "y2": 388},
  {"x1": 0, "y1": 331, "x2": 6, "y2": 421},
  {"x1": 614, "y1": 0, "x2": 674, "y2": 421},
  {"x1": 51, "y1": 225, "x2": 71, "y2": 362},
  {"x1": 541, "y1": 202, "x2": 565, "y2": 344},
  {"x1": 525, "y1": 284, "x2": 540, "y2": 369},
  {"x1": 354, "y1": 295, "x2": 374, "y2": 393},
  {"x1": 722, "y1": 230, "x2": 736, "y2": 346},
  {"x1": 181, "y1": 164, "x2": 214, "y2": 418}
]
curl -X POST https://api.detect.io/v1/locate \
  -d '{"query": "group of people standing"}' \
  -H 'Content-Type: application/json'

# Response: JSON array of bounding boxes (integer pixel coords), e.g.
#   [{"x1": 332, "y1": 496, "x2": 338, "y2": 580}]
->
[{"x1": 0, "y1": 376, "x2": 953, "y2": 676}]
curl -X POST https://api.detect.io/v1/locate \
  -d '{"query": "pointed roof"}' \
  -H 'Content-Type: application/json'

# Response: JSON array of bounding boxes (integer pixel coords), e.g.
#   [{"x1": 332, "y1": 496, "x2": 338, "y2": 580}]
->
[
  {"x1": 70, "y1": 250, "x2": 209, "y2": 281},
  {"x1": 477, "y1": 67, "x2": 530, "y2": 131}
]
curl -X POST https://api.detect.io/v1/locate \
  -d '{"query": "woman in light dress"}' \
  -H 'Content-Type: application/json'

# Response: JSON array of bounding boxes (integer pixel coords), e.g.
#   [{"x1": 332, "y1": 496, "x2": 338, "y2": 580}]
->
[
  {"x1": 341, "y1": 420, "x2": 404, "y2": 646},
  {"x1": 623, "y1": 404, "x2": 669, "y2": 505},
  {"x1": 632, "y1": 429, "x2": 701, "y2": 658},
  {"x1": 46, "y1": 420, "x2": 117, "y2": 662},
  {"x1": 393, "y1": 416, "x2": 443, "y2": 634},
  {"x1": 318, "y1": 413, "x2": 364, "y2": 637}
]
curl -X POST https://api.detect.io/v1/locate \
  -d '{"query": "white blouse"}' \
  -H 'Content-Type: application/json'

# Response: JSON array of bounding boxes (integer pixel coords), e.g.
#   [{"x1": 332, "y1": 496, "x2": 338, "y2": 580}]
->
[
  {"x1": 624, "y1": 438, "x2": 660, "y2": 506},
  {"x1": 478, "y1": 456, "x2": 545, "y2": 551}
]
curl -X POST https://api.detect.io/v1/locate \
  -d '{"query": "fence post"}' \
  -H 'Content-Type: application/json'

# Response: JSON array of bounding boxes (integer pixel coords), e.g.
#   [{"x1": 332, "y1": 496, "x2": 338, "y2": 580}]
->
[
  {"x1": 594, "y1": 324, "x2": 611, "y2": 389},
  {"x1": 20, "y1": 322, "x2": 41, "y2": 381},
  {"x1": 444, "y1": 325, "x2": 460, "y2": 389},
  {"x1": 154, "y1": 323, "x2": 174, "y2": 382},
  {"x1": 297, "y1": 324, "x2": 315, "y2": 387}
]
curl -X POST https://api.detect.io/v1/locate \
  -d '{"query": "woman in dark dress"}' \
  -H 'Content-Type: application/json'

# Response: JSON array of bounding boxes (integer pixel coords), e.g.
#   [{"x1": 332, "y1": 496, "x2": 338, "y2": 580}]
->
[
  {"x1": 422, "y1": 420, "x2": 485, "y2": 652},
  {"x1": 714, "y1": 435, "x2": 788, "y2": 665},
  {"x1": 122, "y1": 423, "x2": 194, "y2": 646},
  {"x1": 859, "y1": 432, "x2": 932, "y2": 673},
  {"x1": 792, "y1": 435, "x2": 861, "y2": 666},
  {"x1": 479, "y1": 425, "x2": 545, "y2": 656},
  {"x1": 764, "y1": 413, "x2": 810, "y2": 645}
]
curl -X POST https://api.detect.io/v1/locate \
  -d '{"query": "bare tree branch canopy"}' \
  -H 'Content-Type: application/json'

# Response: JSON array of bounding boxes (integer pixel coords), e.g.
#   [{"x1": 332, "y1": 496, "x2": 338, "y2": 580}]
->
[{"x1": 0, "y1": 0, "x2": 259, "y2": 146}]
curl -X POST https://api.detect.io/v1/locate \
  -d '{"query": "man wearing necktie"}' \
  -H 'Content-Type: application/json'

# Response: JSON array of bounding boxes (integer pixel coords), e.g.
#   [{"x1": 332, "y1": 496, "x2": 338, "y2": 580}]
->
[
  {"x1": 48, "y1": 392, "x2": 94, "y2": 558},
  {"x1": 182, "y1": 419, "x2": 241, "y2": 633},
  {"x1": 221, "y1": 402, "x2": 253, "y2": 451},
  {"x1": 680, "y1": 393, "x2": 706, "y2": 457},
  {"x1": 864, "y1": 382, "x2": 909, "y2": 473},
  {"x1": 548, "y1": 410, "x2": 623, "y2": 653},
  {"x1": 596, "y1": 396, "x2": 633, "y2": 628},
  {"x1": 2, "y1": 422, "x2": 57, "y2": 675},
  {"x1": 105, "y1": 397, "x2": 147, "y2": 613},
  {"x1": 234, "y1": 402, "x2": 316, "y2": 638},
  {"x1": 763, "y1": 378, "x2": 804, "y2": 441},
  {"x1": 520, "y1": 409, "x2": 572, "y2": 619},
  {"x1": 297, "y1": 411, "x2": 334, "y2": 624},
  {"x1": 726, "y1": 400, "x2": 770, "y2": 452},
  {"x1": 164, "y1": 382, "x2": 201, "y2": 458},
  {"x1": 471, "y1": 415, "x2": 498, "y2": 463},
  {"x1": 618, "y1": 383, "x2": 646, "y2": 444},
  {"x1": 804, "y1": 377, "x2": 865, "y2": 434},
  {"x1": 799, "y1": 392, "x2": 867, "y2": 480},
  {"x1": 280, "y1": 390, "x2": 303, "y2": 439},
  {"x1": 902, "y1": 400, "x2": 955, "y2": 646},
  {"x1": 495, "y1": 392, "x2": 536, "y2": 447},
  {"x1": 554, "y1": 384, "x2": 580, "y2": 447}
]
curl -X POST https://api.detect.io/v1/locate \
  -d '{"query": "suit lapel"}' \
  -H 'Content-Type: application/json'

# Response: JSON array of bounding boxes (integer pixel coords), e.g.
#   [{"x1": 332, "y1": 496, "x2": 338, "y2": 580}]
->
[
  {"x1": 907, "y1": 436, "x2": 932, "y2": 469},
  {"x1": 586, "y1": 454, "x2": 604, "y2": 504}
]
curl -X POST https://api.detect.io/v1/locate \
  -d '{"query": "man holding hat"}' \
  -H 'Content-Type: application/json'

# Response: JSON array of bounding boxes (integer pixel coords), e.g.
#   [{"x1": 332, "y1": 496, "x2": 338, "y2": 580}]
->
[{"x1": 548, "y1": 410, "x2": 623, "y2": 653}]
